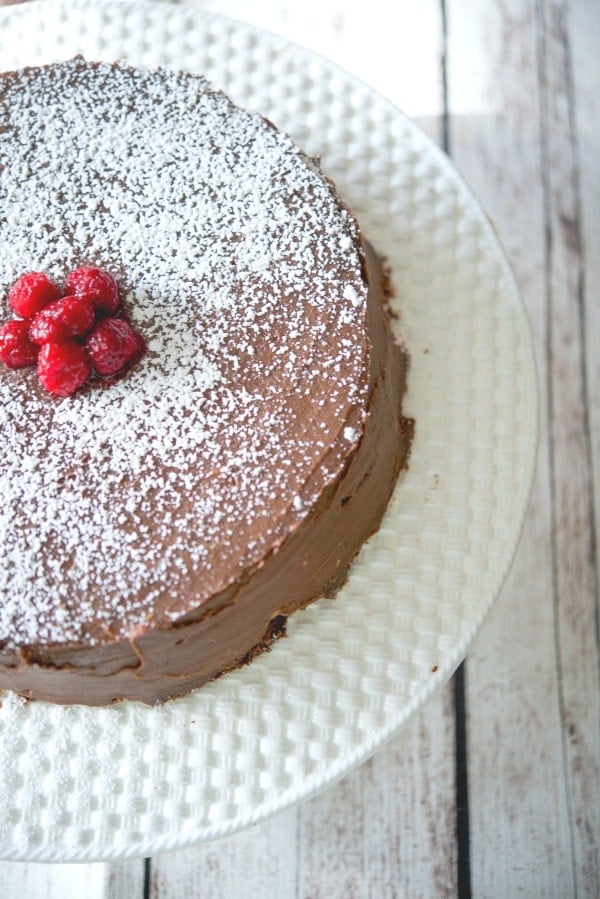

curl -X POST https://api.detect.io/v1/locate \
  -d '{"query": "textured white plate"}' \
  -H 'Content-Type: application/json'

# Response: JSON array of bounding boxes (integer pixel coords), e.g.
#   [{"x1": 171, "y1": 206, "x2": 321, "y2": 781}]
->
[{"x1": 0, "y1": 0, "x2": 537, "y2": 862}]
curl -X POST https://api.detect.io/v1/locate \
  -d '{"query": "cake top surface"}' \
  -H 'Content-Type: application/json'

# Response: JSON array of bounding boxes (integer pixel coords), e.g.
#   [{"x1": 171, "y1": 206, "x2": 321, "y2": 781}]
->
[{"x1": 0, "y1": 58, "x2": 369, "y2": 648}]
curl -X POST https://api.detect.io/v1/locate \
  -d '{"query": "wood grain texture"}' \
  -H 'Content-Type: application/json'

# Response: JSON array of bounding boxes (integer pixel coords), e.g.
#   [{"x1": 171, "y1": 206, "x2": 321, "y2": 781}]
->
[
  {"x1": 445, "y1": 0, "x2": 577, "y2": 895},
  {"x1": 571, "y1": 0, "x2": 600, "y2": 606},
  {"x1": 0, "y1": 860, "x2": 145, "y2": 899},
  {"x1": 150, "y1": 809, "x2": 297, "y2": 898},
  {"x1": 571, "y1": 17, "x2": 600, "y2": 881},
  {"x1": 105, "y1": 859, "x2": 147, "y2": 899},
  {"x1": 540, "y1": 0, "x2": 600, "y2": 892}
]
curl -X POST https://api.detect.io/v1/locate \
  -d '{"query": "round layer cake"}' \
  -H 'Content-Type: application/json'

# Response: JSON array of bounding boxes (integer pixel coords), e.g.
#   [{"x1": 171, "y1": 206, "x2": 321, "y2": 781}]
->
[{"x1": 0, "y1": 58, "x2": 412, "y2": 705}]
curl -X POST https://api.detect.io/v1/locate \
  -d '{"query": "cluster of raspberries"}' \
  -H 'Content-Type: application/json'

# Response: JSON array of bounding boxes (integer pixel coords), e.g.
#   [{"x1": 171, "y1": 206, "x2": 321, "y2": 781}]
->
[{"x1": 0, "y1": 268, "x2": 144, "y2": 396}]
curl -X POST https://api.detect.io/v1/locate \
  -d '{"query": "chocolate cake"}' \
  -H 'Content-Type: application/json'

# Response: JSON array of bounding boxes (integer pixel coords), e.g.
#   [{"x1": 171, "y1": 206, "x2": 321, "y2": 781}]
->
[{"x1": 0, "y1": 58, "x2": 412, "y2": 706}]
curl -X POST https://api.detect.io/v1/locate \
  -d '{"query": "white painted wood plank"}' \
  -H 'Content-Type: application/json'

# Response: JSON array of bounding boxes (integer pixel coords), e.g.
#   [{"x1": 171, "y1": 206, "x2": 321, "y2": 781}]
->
[
  {"x1": 572, "y1": 0, "x2": 600, "y2": 570},
  {"x1": 150, "y1": 808, "x2": 297, "y2": 898},
  {"x1": 0, "y1": 860, "x2": 145, "y2": 899},
  {"x1": 446, "y1": 0, "x2": 576, "y2": 895},
  {"x1": 105, "y1": 859, "x2": 147, "y2": 899},
  {"x1": 298, "y1": 684, "x2": 457, "y2": 899},
  {"x1": 541, "y1": 1, "x2": 600, "y2": 893},
  {"x1": 570, "y1": 3, "x2": 600, "y2": 877}
]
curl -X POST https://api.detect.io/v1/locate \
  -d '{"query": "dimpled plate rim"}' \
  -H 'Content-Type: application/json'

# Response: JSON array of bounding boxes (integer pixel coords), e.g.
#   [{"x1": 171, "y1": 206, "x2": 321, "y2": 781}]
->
[{"x1": 0, "y1": 0, "x2": 537, "y2": 862}]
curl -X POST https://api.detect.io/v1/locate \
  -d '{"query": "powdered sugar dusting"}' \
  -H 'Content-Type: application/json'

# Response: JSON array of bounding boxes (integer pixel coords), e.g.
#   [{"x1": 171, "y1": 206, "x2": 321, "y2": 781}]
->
[{"x1": 0, "y1": 59, "x2": 369, "y2": 648}]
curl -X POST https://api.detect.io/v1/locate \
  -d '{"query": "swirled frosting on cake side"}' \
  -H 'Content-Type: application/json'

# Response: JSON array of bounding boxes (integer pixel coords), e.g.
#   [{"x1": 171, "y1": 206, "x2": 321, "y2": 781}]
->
[{"x1": 0, "y1": 59, "x2": 412, "y2": 704}]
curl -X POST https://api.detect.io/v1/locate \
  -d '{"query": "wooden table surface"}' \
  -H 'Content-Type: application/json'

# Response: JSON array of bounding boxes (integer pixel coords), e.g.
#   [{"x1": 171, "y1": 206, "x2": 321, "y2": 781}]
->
[{"x1": 0, "y1": 0, "x2": 598, "y2": 896}]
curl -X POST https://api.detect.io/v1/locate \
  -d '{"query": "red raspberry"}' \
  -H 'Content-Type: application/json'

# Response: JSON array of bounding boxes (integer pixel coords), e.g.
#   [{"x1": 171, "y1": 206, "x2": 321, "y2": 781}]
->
[
  {"x1": 37, "y1": 341, "x2": 91, "y2": 397},
  {"x1": 0, "y1": 319, "x2": 39, "y2": 368},
  {"x1": 65, "y1": 267, "x2": 119, "y2": 315},
  {"x1": 8, "y1": 272, "x2": 61, "y2": 319},
  {"x1": 29, "y1": 296, "x2": 95, "y2": 345},
  {"x1": 85, "y1": 318, "x2": 142, "y2": 377}
]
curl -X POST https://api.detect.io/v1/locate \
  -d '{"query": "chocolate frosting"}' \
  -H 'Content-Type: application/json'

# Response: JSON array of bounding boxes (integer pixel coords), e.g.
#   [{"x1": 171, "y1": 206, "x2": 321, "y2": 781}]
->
[{"x1": 0, "y1": 60, "x2": 412, "y2": 705}]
